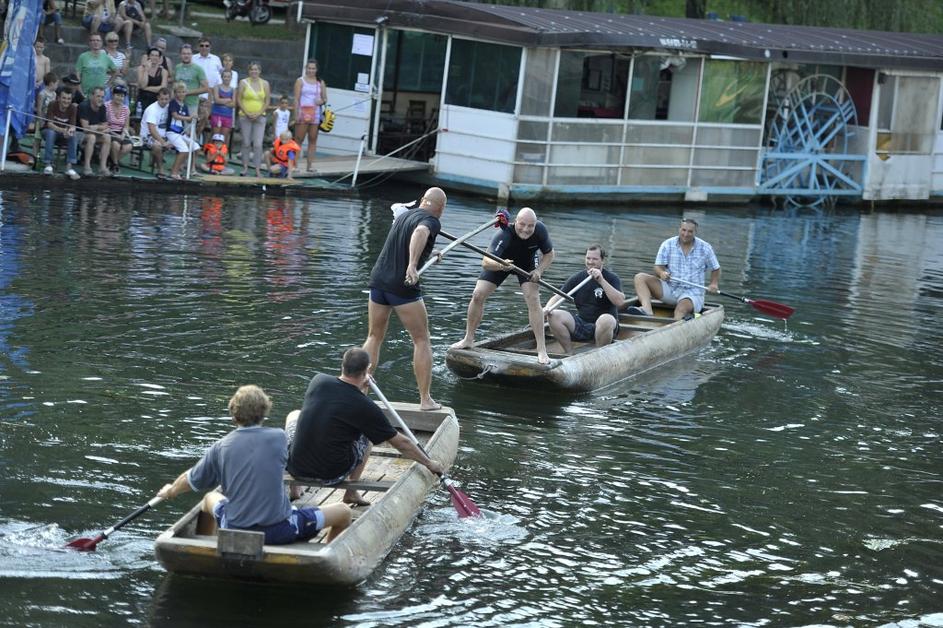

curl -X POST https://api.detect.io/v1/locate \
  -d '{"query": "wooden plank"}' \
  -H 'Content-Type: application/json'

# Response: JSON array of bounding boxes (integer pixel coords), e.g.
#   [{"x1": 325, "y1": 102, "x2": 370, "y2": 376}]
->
[{"x1": 286, "y1": 477, "x2": 396, "y2": 492}]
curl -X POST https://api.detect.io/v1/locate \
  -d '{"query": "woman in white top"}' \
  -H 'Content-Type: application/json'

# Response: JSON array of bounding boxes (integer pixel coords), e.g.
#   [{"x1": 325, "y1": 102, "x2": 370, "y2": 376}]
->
[{"x1": 292, "y1": 59, "x2": 328, "y2": 173}]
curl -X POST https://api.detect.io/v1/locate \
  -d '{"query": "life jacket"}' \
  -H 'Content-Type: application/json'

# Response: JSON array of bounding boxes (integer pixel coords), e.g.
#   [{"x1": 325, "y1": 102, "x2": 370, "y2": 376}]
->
[
  {"x1": 203, "y1": 142, "x2": 228, "y2": 172},
  {"x1": 273, "y1": 137, "x2": 301, "y2": 167}
]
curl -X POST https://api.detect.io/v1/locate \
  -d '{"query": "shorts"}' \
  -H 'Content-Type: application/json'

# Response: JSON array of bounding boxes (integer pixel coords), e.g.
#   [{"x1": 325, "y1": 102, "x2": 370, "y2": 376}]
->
[
  {"x1": 82, "y1": 15, "x2": 115, "y2": 32},
  {"x1": 210, "y1": 114, "x2": 233, "y2": 129},
  {"x1": 213, "y1": 499, "x2": 325, "y2": 545},
  {"x1": 369, "y1": 287, "x2": 421, "y2": 306},
  {"x1": 660, "y1": 280, "x2": 704, "y2": 313},
  {"x1": 166, "y1": 131, "x2": 200, "y2": 153},
  {"x1": 44, "y1": 12, "x2": 62, "y2": 26},
  {"x1": 298, "y1": 106, "x2": 319, "y2": 125},
  {"x1": 479, "y1": 266, "x2": 532, "y2": 287},
  {"x1": 571, "y1": 315, "x2": 596, "y2": 342}
]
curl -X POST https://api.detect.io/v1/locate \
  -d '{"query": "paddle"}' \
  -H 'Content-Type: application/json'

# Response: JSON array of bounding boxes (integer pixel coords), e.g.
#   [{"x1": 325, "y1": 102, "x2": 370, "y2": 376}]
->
[
  {"x1": 416, "y1": 209, "x2": 510, "y2": 278},
  {"x1": 668, "y1": 277, "x2": 795, "y2": 319},
  {"x1": 65, "y1": 496, "x2": 164, "y2": 551},
  {"x1": 438, "y1": 230, "x2": 573, "y2": 302},
  {"x1": 367, "y1": 378, "x2": 481, "y2": 518},
  {"x1": 542, "y1": 273, "x2": 593, "y2": 316}
]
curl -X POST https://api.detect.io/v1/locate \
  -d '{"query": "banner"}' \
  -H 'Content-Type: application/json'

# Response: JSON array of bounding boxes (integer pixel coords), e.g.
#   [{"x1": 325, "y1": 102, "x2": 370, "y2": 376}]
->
[{"x1": 0, "y1": 0, "x2": 42, "y2": 138}]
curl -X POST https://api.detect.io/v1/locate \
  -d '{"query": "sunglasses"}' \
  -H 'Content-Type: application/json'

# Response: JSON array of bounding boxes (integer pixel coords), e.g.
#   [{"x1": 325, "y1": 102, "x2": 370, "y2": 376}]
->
[
  {"x1": 106, "y1": 39, "x2": 118, "y2": 43},
  {"x1": 199, "y1": 44, "x2": 210, "y2": 47}
]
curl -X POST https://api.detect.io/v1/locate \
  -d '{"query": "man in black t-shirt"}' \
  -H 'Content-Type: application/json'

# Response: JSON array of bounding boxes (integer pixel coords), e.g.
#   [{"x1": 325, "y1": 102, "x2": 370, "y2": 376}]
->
[
  {"x1": 77, "y1": 86, "x2": 108, "y2": 176},
  {"x1": 544, "y1": 245, "x2": 626, "y2": 354},
  {"x1": 364, "y1": 187, "x2": 446, "y2": 411},
  {"x1": 450, "y1": 207, "x2": 555, "y2": 364},
  {"x1": 285, "y1": 348, "x2": 445, "y2": 506}
]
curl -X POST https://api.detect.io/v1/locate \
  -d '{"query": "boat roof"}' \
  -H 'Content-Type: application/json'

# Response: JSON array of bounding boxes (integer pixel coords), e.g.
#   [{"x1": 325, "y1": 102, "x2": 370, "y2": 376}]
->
[{"x1": 300, "y1": 0, "x2": 943, "y2": 71}]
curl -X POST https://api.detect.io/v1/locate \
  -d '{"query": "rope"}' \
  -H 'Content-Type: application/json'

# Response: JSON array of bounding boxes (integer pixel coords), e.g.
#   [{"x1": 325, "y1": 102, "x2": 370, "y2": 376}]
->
[
  {"x1": 453, "y1": 363, "x2": 495, "y2": 380},
  {"x1": 328, "y1": 127, "x2": 444, "y2": 187}
]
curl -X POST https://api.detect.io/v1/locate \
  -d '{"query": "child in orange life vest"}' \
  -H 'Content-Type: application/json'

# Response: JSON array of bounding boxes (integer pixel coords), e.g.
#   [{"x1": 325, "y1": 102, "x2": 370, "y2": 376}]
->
[
  {"x1": 265, "y1": 130, "x2": 301, "y2": 178},
  {"x1": 200, "y1": 132, "x2": 229, "y2": 174}
]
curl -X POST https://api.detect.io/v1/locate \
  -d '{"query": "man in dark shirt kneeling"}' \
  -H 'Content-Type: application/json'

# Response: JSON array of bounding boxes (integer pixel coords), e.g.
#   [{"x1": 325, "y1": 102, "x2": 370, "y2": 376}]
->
[{"x1": 286, "y1": 348, "x2": 445, "y2": 506}]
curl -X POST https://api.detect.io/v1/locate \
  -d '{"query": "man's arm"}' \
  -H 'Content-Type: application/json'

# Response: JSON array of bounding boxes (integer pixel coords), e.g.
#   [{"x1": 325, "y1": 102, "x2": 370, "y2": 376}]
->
[
  {"x1": 530, "y1": 248, "x2": 554, "y2": 282},
  {"x1": 387, "y1": 433, "x2": 444, "y2": 476},
  {"x1": 591, "y1": 269, "x2": 626, "y2": 307},
  {"x1": 707, "y1": 268, "x2": 720, "y2": 293},
  {"x1": 157, "y1": 470, "x2": 192, "y2": 500},
  {"x1": 653, "y1": 264, "x2": 669, "y2": 281},
  {"x1": 404, "y1": 224, "x2": 430, "y2": 285}
]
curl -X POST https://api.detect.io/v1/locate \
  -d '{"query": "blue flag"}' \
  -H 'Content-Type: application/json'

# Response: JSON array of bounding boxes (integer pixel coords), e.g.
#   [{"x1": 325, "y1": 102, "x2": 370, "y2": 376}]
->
[{"x1": 0, "y1": 0, "x2": 42, "y2": 138}]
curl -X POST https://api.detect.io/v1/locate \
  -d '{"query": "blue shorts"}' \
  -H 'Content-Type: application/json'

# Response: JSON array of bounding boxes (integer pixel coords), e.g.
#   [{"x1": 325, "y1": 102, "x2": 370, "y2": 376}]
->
[
  {"x1": 213, "y1": 500, "x2": 325, "y2": 545},
  {"x1": 369, "y1": 287, "x2": 421, "y2": 306},
  {"x1": 81, "y1": 15, "x2": 115, "y2": 32},
  {"x1": 571, "y1": 315, "x2": 596, "y2": 342}
]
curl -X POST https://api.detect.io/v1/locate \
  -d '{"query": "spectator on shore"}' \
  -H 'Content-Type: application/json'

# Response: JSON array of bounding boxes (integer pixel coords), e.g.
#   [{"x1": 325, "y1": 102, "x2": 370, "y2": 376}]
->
[
  {"x1": 82, "y1": 0, "x2": 126, "y2": 37},
  {"x1": 166, "y1": 80, "x2": 200, "y2": 179},
  {"x1": 237, "y1": 61, "x2": 270, "y2": 178},
  {"x1": 199, "y1": 132, "x2": 228, "y2": 174},
  {"x1": 35, "y1": 72, "x2": 59, "y2": 130},
  {"x1": 272, "y1": 95, "x2": 291, "y2": 140},
  {"x1": 292, "y1": 59, "x2": 327, "y2": 173},
  {"x1": 142, "y1": 86, "x2": 171, "y2": 177},
  {"x1": 173, "y1": 44, "x2": 208, "y2": 111},
  {"x1": 136, "y1": 47, "x2": 167, "y2": 115},
  {"x1": 221, "y1": 53, "x2": 238, "y2": 89},
  {"x1": 78, "y1": 86, "x2": 109, "y2": 176},
  {"x1": 34, "y1": 38, "x2": 51, "y2": 90},
  {"x1": 153, "y1": 36, "x2": 173, "y2": 74},
  {"x1": 210, "y1": 68, "x2": 235, "y2": 145},
  {"x1": 192, "y1": 38, "x2": 221, "y2": 143},
  {"x1": 75, "y1": 33, "x2": 117, "y2": 98},
  {"x1": 103, "y1": 33, "x2": 127, "y2": 99},
  {"x1": 105, "y1": 83, "x2": 131, "y2": 174},
  {"x1": 146, "y1": 0, "x2": 172, "y2": 19},
  {"x1": 40, "y1": 0, "x2": 65, "y2": 45},
  {"x1": 42, "y1": 89, "x2": 81, "y2": 180},
  {"x1": 58, "y1": 73, "x2": 85, "y2": 105},
  {"x1": 117, "y1": 0, "x2": 151, "y2": 49},
  {"x1": 265, "y1": 130, "x2": 300, "y2": 179}
]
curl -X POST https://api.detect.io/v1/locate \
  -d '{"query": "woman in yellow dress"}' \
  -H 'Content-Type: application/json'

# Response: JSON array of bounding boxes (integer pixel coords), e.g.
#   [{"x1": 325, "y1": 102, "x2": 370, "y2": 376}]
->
[{"x1": 237, "y1": 61, "x2": 270, "y2": 177}]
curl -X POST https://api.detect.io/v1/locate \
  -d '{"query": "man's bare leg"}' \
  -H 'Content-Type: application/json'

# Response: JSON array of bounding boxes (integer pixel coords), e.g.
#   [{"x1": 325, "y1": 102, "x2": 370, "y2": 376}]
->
[
  {"x1": 522, "y1": 282, "x2": 549, "y2": 364},
  {"x1": 362, "y1": 298, "x2": 392, "y2": 374},
  {"x1": 633, "y1": 273, "x2": 664, "y2": 315},
  {"x1": 344, "y1": 442, "x2": 372, "y2": 507},
  {"x1": 395, "y1": 299, "x2": 439, "y2": 411},
  {"x1": 320, "y1": 503, "x2": 352, "y2": 542},
  {"x1": 450, "y1": 280, "x2": 496, "y2": 349},
  {"x1": 595, "y1": 313, "x2": 618, "y2": 346},
  {"x1": 547, "y1": 309, "x2": 575, "y2": 354},
  {"x1": 198, "y1": 489, "x2": 225, "y2": 535},
  {"x1": 673, "y1": 297, "x2": 695, "y2": 320}
]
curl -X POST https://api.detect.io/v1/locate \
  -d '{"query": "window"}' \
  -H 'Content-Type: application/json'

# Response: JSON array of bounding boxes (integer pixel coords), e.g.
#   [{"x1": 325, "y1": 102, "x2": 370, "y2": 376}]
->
[
  {"x1": 876, "y1": 75, "x2": 941, "y2": 154},
  {"x1": 699, "y1": 60, "x2": 766, "y2": 124},
  {"x1": 383, "y1": 31, "x2": 447, "y2": 93},
  {"x1": 628, "y1": 56, "x2": 699, "y2": 122},
  {"x1": 553, "y1": 52, "x2": 630, "y2": 118},
  {"x1": 309, "y1": 23, "x2": 375, "y2": 91},
  {"x1": 520, "y1": 48, "x2": 556, "y2": 117},
  {"x1": 445, "y1": 39, "x2": 521, "y2": 113}
]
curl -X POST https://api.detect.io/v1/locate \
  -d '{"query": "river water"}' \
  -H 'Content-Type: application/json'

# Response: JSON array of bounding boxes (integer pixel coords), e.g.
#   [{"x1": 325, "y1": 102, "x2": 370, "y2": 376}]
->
[{"x1": 0, "y1": 186, "x2": 941, "y2": 627}]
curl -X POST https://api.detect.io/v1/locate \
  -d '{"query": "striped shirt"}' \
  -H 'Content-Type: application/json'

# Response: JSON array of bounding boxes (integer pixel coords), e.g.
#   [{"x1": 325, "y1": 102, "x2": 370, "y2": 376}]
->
[
  {"x1": 655, "y1": 235, "x2": 720, "y2": 293},
  {"x1": 105, "y1": 100, "x2": 129, "y2": 133}
]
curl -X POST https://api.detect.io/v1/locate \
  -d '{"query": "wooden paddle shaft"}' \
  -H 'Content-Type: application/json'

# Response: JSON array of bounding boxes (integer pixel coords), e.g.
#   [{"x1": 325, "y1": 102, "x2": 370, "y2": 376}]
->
[
  {"x1": 668, "y1": 276, "x2": 746, "y2": 303},
  {"x1": 417, "y1": 217, "x2": 497, "y2": 277},
  {"x1": 438, "y1": 230, "x2": 573, "y2": 301}
]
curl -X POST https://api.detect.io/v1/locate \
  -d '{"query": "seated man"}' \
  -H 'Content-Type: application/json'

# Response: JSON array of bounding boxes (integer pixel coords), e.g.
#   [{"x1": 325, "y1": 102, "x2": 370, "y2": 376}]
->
[
  {"x1": 157, "y1": 385, "x2": 351, "y2": 544},
  {"x1": 264, "y1": 130, "x2": 300, "y2": 178},
  {"x1": 545, "y1": 244, "x2": 625, "y2": 353},
  {"x1": 77, "y1": 86, "x2": 109, "y2": 176},
  {"x1": 41, "y1": 88, "x2": 81, "y2": 180},
  {"x1": 141, "y1": 85, "x2": 171, "y2": 177},
  {"x1": 285, "y1": 348, "x2": 445, "y2": 506},
  {"x1": 632, "y1": 218, "x2": 721, "y2": 320}
]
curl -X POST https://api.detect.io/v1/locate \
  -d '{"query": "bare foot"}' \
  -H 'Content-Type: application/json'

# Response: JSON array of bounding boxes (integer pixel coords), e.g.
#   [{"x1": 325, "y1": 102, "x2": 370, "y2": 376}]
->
[
  {"x1": 343, "y1": 490, "x2": 370, "y2": 507},
  {"x1": 537, "y1": 351, "x2": 550, "y2": 365},
  {"x1": 420, "y1": 399, "x2": 442, "y2": 411},
  {"x1": 449, "y1": 338, "x2": 474, "y2": 350}
]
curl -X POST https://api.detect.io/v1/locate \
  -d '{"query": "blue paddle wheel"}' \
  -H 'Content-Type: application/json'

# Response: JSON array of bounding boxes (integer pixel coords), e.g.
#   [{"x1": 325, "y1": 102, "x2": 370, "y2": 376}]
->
[{"x1": 759, "y1": 75, "x2": 866, "y2": 209}]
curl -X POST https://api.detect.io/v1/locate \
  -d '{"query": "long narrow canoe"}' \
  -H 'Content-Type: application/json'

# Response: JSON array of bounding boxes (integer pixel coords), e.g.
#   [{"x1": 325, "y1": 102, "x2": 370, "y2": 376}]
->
[
  {"x1": 445, "y1": 300, "x2": 724, "y2": 392},
  {"x1": 154, "y1": 403, "x2": 459, "y2": 586}
]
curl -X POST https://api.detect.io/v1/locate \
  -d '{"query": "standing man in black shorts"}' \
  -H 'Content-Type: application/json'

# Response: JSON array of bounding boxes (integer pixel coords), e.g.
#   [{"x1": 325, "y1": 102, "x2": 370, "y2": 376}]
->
[
  {"x1": 364, "y1": 187, "x2": 446, "y2": 411},
  {"x1": 544, "y1": 244, "x2": 625, "y2": 353},
  {"x1": 450, "y1": 207, "x2": 555, "y2": 364}
]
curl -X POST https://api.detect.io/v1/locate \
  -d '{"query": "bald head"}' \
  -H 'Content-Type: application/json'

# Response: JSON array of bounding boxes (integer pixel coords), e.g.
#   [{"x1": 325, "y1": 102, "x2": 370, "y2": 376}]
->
[
  {"x1": 514, "y1": 207, "x2": 537, "y2": 239},
  {"x1": 419, "y1": 187, "x2": 447, "y2": 216}
]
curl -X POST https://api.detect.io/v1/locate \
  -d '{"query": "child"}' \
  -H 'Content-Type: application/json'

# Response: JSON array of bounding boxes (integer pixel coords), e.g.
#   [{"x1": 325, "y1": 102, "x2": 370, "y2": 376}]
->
[
  {"x1": 265, "y1": 129, "x2": 301, "y2": 179},
  {"x1": 199, "y1": 132, "x2": 229, "y2": 174},
  {"x1": 272, "y1": 95, "x2": 291, "y2": 140},
  {"x1": 165, "y1": 80, "x2": 200, "y2": 180},
  {"x1": 104, "y1": 83, "x2": 132, "y2": 175},
  {"x1": 33, "y1": 71, "x2": 58, "y2": 132},
  {"x1": 210, "y1": 69, "x2": 235, "y2": 145}
]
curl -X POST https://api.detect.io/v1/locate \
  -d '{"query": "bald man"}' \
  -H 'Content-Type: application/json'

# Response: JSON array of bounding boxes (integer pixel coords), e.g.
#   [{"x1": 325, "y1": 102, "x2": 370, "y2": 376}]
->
[
  {"x1": 450, "y1": 207, "x2": 555, "y2": 364},
  {"x1": 364, "y1": 187, "x2": 447, "y2": 411}
]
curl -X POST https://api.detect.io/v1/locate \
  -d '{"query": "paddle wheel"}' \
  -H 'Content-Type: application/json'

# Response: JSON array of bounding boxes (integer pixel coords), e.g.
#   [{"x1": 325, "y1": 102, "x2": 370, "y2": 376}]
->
[{"x1": 758, "y1": 74, "x2": 866, "y2": 209}]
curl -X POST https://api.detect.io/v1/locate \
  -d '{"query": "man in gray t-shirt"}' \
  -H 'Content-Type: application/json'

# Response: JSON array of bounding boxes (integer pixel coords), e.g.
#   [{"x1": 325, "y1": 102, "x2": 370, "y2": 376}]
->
[{"x1": 157, "y1": 385, "x2": 351, "y2": 544}]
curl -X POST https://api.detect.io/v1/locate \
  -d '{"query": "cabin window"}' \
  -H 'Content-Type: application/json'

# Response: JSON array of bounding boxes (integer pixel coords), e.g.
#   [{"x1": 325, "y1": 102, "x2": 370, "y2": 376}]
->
[
  {"x1": 698, "y1": 60, "x2": 766, "y2": 124},
  {"x1": 308, "y1": 23, "x2": 375, "y2": 91},
  {"x1": 445, "y1": 39, "x2": 521, "y2": 114},
  {"x1": 383, "y1": 31, "x2": 447, "y2": 93},
  {"x1": 520, "y1": 48, "x2": 556, "y2": 117},
  {"x1": 553, "y1": 52, "x2": 630, "y2": 119},
  {"x1": 627, "y1": 55, "x2": 699, "y2": 122},
  {"x1": 876, "y1": 75, "x2": 941, "y2": 155}
]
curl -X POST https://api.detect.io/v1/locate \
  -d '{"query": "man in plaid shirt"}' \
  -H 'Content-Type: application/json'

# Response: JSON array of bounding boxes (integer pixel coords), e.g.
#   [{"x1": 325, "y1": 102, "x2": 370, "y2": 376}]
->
[{"x1": 631, "y1": 218, "x2": 720, "y2": 320}]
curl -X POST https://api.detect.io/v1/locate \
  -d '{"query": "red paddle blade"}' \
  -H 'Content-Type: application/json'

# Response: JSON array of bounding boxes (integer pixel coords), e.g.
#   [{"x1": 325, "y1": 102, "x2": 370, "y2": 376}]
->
[
  {"x1": 749, "y1": 299, "x2": 795, "y2": 320},
  {"x1": 445, "y1": 483, "x2": 482, "y2": 518},
  {"x1": 65, "y1": 534, "x2": 104, "y2": 551}
]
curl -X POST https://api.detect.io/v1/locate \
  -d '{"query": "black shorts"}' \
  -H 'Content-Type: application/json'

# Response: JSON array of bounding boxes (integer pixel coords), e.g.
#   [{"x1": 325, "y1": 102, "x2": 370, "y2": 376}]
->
[
  {"x1": 479, "y1": 254, "x2": 535, "y2": 286},
  {"x1": 571, "y1": 315, "x2": 596, "y2": 342}
]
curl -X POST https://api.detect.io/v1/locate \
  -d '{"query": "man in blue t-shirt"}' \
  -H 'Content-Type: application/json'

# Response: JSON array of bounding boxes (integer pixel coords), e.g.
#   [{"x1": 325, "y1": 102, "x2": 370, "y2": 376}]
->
[
  {"x1": 544, "y1": 244, "x2": 625, "y2": 353},
  {"x1": 285, "y1": 348, "x2": 445, "y2": 507},
  {"x1": 157, "y1": 385, "x2": 351, "y2": 544},
  {"x1": 450, "y1": 207, "x2": 555, "y2": 364}
]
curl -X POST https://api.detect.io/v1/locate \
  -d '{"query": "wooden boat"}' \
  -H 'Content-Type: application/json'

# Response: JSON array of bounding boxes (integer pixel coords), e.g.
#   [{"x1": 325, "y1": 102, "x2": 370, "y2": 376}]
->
[
  {"x1": 154, "y1": 403, "x2": 459, "y2": 586},
  {"x1": 445, "y1": 300, "x2": 724, "y2": 392}
]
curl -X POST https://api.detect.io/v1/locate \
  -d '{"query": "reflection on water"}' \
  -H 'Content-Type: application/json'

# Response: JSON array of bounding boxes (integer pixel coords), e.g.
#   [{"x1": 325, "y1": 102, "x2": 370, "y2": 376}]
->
[{"x1": 0, "y1": 188, "x2": 941, "y2": 625}]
